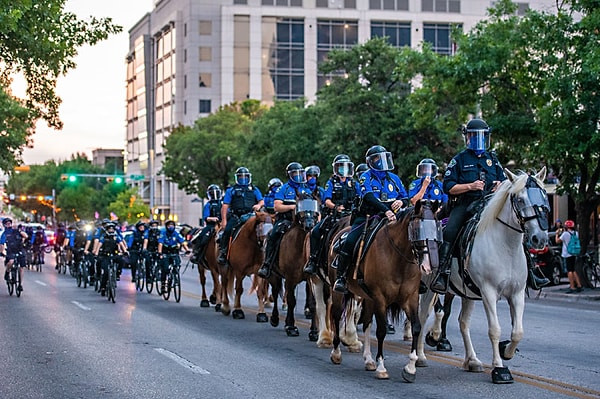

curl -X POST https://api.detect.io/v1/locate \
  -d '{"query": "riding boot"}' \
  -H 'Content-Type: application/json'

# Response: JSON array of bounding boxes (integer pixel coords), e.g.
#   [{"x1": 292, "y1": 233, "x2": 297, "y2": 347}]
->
[
  {"x1": 303, "y1": 254, "x2": 319, "y2": 275},
  {"x1": 333, "y1": 251, "x2": 351, "y2": 293},
  {"x1": 527, "y1": 261, "x2": 550, "y2": 290},
  {"x1": 431, "y1": 241, "x2": 452, "y2": 294},
  {"x1": 258, "y1": 245, "x2": 276, "y2": 279},
  {"x1": 217, "y1": 244, "x2": 228, "y2": 266}
]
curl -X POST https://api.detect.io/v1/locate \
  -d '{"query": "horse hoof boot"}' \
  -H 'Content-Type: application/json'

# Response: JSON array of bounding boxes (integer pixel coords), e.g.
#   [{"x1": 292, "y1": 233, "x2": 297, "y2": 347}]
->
[
  {"x1": 270, "y1": 315, "x2": 279, "y2": 328},
  {"x1": 415, "y1": 358, "x2": 428, "y2": 368},
  {"x1": 209, "y1": 294, "x2": 217, "y2": 305},
  {"x1": 232, "y1": 309, "x2": 245, "y2": 319},
  {"x1": 499, "y1": 340, "x2": 518, "y2": 360},
  {"x1": 214, "y1": 304, "x2": 222, "y2": 312},
  {"x1": 200, "y1": 299, "x2": 210, "y2": 308},
  {"x1": 256, "y1": 312, "x2": 268, "y2": 323},
  {"x1": 436, "y1": 338, "x2": 452, "y2": 352},
  {"x1": 401, "y1": 369, "x2": 416, "y2": 383},
  {"x1": 425, "y1": 331, "x2": 439, "y2": 348},
  {"x1": 304, "y1": 308, "x2": 313, "y2": 319},
  {"x1": 386, "y1": 324, "x2": 396, "y2": 334},
  {"x1": 491, "y1": 366, "x2": 514, "y2": 384},
  {"x1": 285, "y1": 325, "x2": 300, "y2": 337},
  {"x1": 308, "y1": 330, "x2": 318, "y2": 342}
]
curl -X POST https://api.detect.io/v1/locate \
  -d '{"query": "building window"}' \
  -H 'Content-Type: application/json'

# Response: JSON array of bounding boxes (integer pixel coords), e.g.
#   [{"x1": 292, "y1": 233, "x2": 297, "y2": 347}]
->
[
  {"x1": 184, "y1": 74, "x2": 187, "y2": 89},
  {"x1": 316, "y1": 0, "x2": 328, "y2": 6},
  {"x1": 371, "y1": 21, "x2": 411, "y2": 47},
  {"x1": 262, "y1": 0, "x2": 302, "y2": 5},
  {"x1": 199, "y1": 73, "x2": 211, "y2": 88},
  {"x1": 317, "y1": 19, "x2": 358, "y2": 89},
  {"x1": 199, "y1": 47, "x2": 212, "y2": 62},
  {"x1": 184, "y1": 100, "x2": 187, "y2": 115},
  {"x1": 423, "y1": 23, "x2": 461, "y2": 55},
  {"x1": 199, "y1": 100, "x2": 211, "y2": 113},
  {"x1": 262, "y1": 17, "x2": 305, "y2": 101},
  {"x1": 234, "y1": 0, "x2": 247, "y2": 4},
  {"x1": 369, "y1": 0, "x2": 409, "y2": 10},
  {"x1": 199, "y1": 20, "x2": 212, "y2": 35},
  {"x1": 422, "y1": 0, "x2": 460, "y2": 12}
]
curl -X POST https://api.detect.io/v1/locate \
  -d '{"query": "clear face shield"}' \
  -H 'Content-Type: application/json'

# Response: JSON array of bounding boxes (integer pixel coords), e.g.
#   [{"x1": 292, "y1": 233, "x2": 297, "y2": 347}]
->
[
  {"x1": 367, "y1": 151, "x2": 394, "y2": 171},
  {"x1": 207, "y1": 188, "x2": 222, "y2": 201},
  {"x1": 289, "y1": 169, "x2": 307, "y2": 184},
  {"x1": 465, "y1": 130, "x2": 490, "y2": 153},
  {"x1": 235, "y1": 172, "x2": 251, "y2": 185},
  {"x1": 333, "y1": 161, "x2": 355, "y2": 178},
  {"x1": 408, "y1": 218, "x2": 443, "y2": 243},
  {"x1": 416, "y1": 163, "x2": 438, "y2": 178},
  {"x1": 517, "y1": 178, "x2": 550, "y2": 230}
]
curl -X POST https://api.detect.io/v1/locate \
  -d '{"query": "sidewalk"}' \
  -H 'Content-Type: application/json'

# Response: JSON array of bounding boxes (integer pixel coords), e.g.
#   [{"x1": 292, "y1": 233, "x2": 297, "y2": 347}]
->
[{"x1": 535, "y1": 282, "x2": 600, "y2": 302}]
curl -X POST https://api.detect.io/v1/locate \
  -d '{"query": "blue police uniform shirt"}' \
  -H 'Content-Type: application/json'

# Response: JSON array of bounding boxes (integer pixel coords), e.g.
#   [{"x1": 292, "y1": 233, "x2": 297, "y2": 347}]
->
[
  {"x1": 222, "y1": 184, "x2": 264, "y2": 205},
  {"x1": 443, "y1": 149, "x2": 506, "y2": 201},
  {"x1": 323, "y1": 177, "x2": 361, "y2": 201},
  {"x1": 202, "y1": 200, "x2": 222, "y2": 223},
  {"x1": 360, "y1": 170, "x2": 408, "y2": 201},
  {"x1": 66, "y1": 229, "x2": 76, "y2": 247},
  {"x1": 127, "y1": 229, "x2": 148, "y2": 248},
  {"x1": 408, "y1": 178, "x2": 448, "y2": 203},
  {"x1": 275, "y1": 181, "x2": 314, "y2": 203},
  {"x1": 158, "y1": 230, "x2": 185, "y2": 247},
  {"x1": 98, "y1": 232, "x2": 123, "y2": 245}
]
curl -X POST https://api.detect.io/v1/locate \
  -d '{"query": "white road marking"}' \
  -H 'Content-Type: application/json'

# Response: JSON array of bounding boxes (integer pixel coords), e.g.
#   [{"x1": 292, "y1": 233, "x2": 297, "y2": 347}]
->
[
  {"x1": 35, "y1": 280, "x2": 47, "y2": 286},
  {"x1": 71, "y1": 301, "x2": 91, "y2": 311},
  {"x1": 154, "y1": 348, "x2": 210, "y2": 375}
]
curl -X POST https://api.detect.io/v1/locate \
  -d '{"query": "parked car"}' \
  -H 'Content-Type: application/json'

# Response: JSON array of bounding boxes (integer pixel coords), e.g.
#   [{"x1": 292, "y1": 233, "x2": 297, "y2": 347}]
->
[{"x1": 529, "y1": 242, "x2": 564, "y2": 285}]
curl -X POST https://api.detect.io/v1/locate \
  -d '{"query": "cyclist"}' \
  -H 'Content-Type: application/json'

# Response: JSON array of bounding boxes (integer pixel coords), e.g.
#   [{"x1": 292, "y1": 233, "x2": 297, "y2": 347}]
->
[
  {"x1": 54, "y1": 222, "x2": 68, "y2": 269},
  {"x1": 128, "y1": 221, "x2": 148, "y2": 283},
  {"x1": 1, "y1": 218, "x2": 28, "y2": 292},
  {"x1": 30, "y1": 226, "x2": 48, "y2": 266},
  {"x1": 157, "y1": 220, "x2": 190, "y2": 294},
  {"x1": 94, "y1": 222, "x2": 123, "y2": 296}
]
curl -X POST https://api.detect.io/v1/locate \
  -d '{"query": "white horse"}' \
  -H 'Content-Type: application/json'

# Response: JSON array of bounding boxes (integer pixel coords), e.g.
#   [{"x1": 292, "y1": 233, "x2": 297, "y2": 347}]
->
[{"x1": 417, "y1": 168, "x2": 549, "y2": 384}]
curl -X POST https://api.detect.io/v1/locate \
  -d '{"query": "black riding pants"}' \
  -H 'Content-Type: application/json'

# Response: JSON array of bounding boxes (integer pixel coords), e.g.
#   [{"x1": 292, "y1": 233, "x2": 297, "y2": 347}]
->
[{"x1": 442, "y1": 203, "x2": 471, "y2": 247}]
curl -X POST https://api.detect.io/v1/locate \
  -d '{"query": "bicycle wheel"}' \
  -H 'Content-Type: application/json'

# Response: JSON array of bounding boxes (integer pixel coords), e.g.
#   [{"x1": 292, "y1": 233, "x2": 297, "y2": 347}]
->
[
  {"x1": 76, "y1": 264, "x2": 82, "y2": 287},
  {"x1": 7, "y1": 272, "x2": 14, "y2": 296},
  {"x1": 108, "y1": 267, "x2": 116, "y2": 303},
  {"x1": 82, "y1": 261, "x2": 89, "y2": 289},
  {"x1": 163, "y1": 273, "x2": 172, "y2": 300},
  {"x1": 15, "y1": 270, "x2": 21, "y2": 298},
  {"x1": 173, "y1": 269, "x2": 181, "y2": 303},
  {"x1": 136, "y1": 260, "x2": 145, "y2": 292}
]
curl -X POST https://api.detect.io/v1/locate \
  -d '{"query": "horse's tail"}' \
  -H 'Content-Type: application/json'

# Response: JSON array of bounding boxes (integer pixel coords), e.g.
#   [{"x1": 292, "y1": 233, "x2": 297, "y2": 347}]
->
[{"x1": 388, "y1": 302, "x2": 402, "y2": 326}]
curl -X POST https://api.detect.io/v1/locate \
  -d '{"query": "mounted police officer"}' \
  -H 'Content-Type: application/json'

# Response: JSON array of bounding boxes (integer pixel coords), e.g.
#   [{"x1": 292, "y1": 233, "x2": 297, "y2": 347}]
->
[
  {"x1": 217, "y1": 167, "x2": 264, "y2": 265},
  {"x1": 333, "y1": 145, "x2": 409, "y2": 293},
  {"x1": 304, "y1": 154, "x2": 360, "y2": 275},
  {"x1": 305, "y1": 165, "x2": 326, "y2": 205},
  {"x1": 430, "y1": 118, "x2": 549, "y2": 293},
  {"x1": 1, "y1": 218, "x2": 28, "y2": 292},
  {"x1": 408, "y1": 158, "x2": 448, "y2": 205},
  {"x1": 128, "y1": 221, "x2": 148, "y2": 283},
  {"x1": 263, "y1": 178, "x2": 282, "y2": 215},
  {"x1": 191, "y1": 184, "x2": 222, "y2": 265},
  {"x1": 258, "y1": 162, "x2": 313, "y2": 279}
]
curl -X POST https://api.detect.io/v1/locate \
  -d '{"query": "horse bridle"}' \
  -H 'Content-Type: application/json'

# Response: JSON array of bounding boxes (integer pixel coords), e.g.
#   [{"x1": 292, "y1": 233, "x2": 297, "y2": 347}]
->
[{"x1": 499, "y1": 176, "x2": 549, "y2": 234}]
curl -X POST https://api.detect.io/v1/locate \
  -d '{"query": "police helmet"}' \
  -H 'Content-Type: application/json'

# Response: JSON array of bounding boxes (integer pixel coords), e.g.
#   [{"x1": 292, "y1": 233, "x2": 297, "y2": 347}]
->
[
  {"x1": 305, "y1": 165, "x2": 321, "y2": 178},
  {"x1": 332, "y1": 154, "x2": 354, "y2": 178},
  {"x1": 165, "y1": 220, "x2": 176, "y2": 227},
  {"x1": 149, "y1": 219, "x2": 159, "y2": 228},
  {"x1": 286, "y1": 162, "x2": 306, "y2": 184},
  {"x1": 365, "y1": 145, "x2": 394, "y2": 171},
  {"x1": 235, "y1": 167, "x2": 252, "y2": 185},
  {"x1": 355, "y1": 163, "x2": 369, "y2": 179},
  {"x1": 268, "y1": 178, "x2": 282, "y2": 192},
  {"x1": 462, "y1": 118, "x2": 491, "y2": 153},
  {"x1": 416, "y1": 158, "x2": 439, "y2": 178},
  {"x1": 135, "y1": 220, "x2": 146, "y2": 230},
  {"x1": 2, "y1": 217, "x2": 12, "y2": 226},
  {"x1": 206, "y1": 184, "x2": 222, "y2": 201},
  {"x1": 105, "y1": 222, "x2": 117, "y2": 235}
]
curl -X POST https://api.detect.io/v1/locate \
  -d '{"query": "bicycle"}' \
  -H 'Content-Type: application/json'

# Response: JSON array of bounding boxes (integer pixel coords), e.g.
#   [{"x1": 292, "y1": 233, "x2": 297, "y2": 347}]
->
[
  {"x1": 145, "y1": 254, "x2": 159, "y2": 294},
  {"x1": 5, "y1": 254, "x2": 23, "y2": 297},
  {"x1": 134, "y1": 254, "x2": 146, "y2": 292},
  {"x1": 74, "y1": 250, "x2": 89, "y2": 288},
  {"x1": 162, "y1": 253, "x2": 181, "y2": 302},
  {"x1": 99, "y1": 254, "x2": 118, "y2": 303},
  {"x1": 32, "y1": 245, "x2": 45, "y2": 272},
  {"x1": 581, "y1": 251, "x2": 599, "y2": 288},
  {"x1": 55, "y1": 247, "x2": 68, "y2": 274}
]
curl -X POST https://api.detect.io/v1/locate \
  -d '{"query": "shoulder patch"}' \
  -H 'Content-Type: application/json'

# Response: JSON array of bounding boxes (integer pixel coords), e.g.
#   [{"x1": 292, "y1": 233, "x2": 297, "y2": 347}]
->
[
  {"x1": 448, "y1": 159, "x2": 457, "y2": 168},
  {"x1": 409, "y1": 182, "x2": 416, "y2": 190}
]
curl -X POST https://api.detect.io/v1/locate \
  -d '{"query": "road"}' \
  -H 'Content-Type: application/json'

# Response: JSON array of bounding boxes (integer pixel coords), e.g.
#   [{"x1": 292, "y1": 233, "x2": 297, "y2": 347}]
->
[{"x1": 1, "y1": 255, "x2": 599, "y2": 399}]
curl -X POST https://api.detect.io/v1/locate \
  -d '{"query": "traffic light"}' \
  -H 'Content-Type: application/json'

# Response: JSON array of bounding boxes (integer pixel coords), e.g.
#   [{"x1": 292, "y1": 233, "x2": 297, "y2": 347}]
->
[
  {"x1": 61, "y1": 174, "x2": 77, "y2": 182},
  {"x1": 107, "y1": 176, "x2": 124, "y2": 184}
]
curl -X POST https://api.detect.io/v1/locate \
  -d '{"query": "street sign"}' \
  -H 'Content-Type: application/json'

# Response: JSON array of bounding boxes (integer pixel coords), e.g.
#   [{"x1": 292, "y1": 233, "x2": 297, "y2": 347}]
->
[{"x1": 129, "y1": 174, "x2": 145, "y2": 181}]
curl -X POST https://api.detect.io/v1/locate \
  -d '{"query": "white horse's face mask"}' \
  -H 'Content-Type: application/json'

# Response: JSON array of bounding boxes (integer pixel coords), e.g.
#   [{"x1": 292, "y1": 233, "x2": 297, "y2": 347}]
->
[{"x1": 508, "y1": 169, "x2": 549, "y2": 249}]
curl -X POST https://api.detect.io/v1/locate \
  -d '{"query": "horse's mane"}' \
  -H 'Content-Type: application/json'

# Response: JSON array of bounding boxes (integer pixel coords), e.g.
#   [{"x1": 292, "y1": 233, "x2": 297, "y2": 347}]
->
[{"x1": 477, "y1": 172, "x2": 534, "y2": 234}]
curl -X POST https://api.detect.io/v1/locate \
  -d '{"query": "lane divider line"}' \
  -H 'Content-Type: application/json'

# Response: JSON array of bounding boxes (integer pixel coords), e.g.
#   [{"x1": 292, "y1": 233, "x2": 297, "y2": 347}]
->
[
  {"x1": 35, "y1": 280, "x2": 47, "y2": 286},
  {"x1": 71, "y1": 301, "x2": 91, "y2": 311},
  {"x1": 154, "y1": 348, "x2": 210, "y2": 375}
]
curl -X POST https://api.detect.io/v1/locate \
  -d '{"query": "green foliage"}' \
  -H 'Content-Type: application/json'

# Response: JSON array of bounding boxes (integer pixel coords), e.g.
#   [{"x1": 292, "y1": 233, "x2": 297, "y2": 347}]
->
[
  {"x1": 0, "y1": 0, "x2": 121, "y2": 172},
  {"x1": 107, "y1": 189, "x2": 150, "y2": 224}
]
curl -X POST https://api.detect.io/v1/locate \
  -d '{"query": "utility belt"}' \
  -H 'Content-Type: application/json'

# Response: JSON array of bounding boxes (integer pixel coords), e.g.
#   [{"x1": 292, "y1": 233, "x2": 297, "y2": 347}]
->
[
  {"x1": 231, "y1": 208, "x2": 252, "y2": 217},
  {"x1": 162, "y1": 246, "x2": 179, "y2": 255},
  {"x1": 276, "y1": 211, "x2": 293, "y2": 222}
]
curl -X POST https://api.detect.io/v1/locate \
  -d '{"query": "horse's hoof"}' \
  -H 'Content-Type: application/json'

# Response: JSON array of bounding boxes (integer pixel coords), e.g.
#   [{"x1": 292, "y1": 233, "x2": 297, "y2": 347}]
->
[
  {"x1": 416, "y1": 358, "x2": 428, "y2": 368},
  {"x1": 365, "y1": 360, "x2": 376, "y2": 371},
  {"x1": 436, "y1": 338, "x2": 452, "y2": 352},
  {"x1": 491, "y1": 366, "x2": 514, "y2": 384},
  {"x1": 375, "y1": 370, "x2": 390, "y2": 380},
  {"x1": 401, "y1": 369, "x2": 416, "y2": 383},
  {"x1": 256, "y1": 312, "x2": 268, "y2": 323},
  {"x1": 214, "y1": 304, "x2": 222, "y2": 312},
  {"x1": 209, "y1": 294, "x2": 217, "y2": 305},
  {"x1": 285, "y1": 325, "x2": 300, "y2": 337},
  {"x1": 330, "y1": 350, "x2": 342, "y2": 365},
  {"x1": 499, "y1": 340, "x2": 517, "y2": 360},
  {"x1": 403, "y1": 334, "x2": 413, "y2": 341},
  {"x1": 467, "y1": 363, "x2": 484, "y2": 373},
  {"x1": 282, "y1": 304, "x2": 288, "y2": 311},
  {"x1": 270, "y1": 316, "x2": 279, "y2": 328},
  {"x1": 308, "y1": 330, "x2": 319, "y2": 342},
  {"x1": 200, "y1": 299, "x2": 210, "y2": 308},
  {"x1": 221, "y1": 307, "x2": 231, "y2": 316},
  {"x1": 232, "y1": 309, "x2": 245, "y2": 319},
  {"x1": 425, "y1": 331, "x2": 439, "y2": 347},
  {"x1": 386, "y1": 324, "x2": 396, "y2": 334},
  {"x1": 304, "y1": 308, "x2": 313, "y2": 319}
]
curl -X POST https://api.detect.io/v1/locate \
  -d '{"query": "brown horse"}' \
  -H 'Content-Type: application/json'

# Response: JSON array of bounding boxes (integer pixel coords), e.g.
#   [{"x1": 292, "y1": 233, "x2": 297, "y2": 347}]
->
[
  {"x1": 329, "y1": 201, "x2": 436, "y2": 383},
  {"x1": 220, "y1": 211, "x2": 272, "y2": 321},
  {"x1": 267, "y1": 198, "x2": 319, "y2": 338},
  {"x1": 188, "y1": 225, "x2": 223, "y2": 311}
]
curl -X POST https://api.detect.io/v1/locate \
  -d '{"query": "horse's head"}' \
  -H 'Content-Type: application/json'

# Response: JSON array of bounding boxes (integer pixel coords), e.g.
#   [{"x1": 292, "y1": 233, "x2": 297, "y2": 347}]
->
[
  {"x1": 295, "y1": 198, "x2": 320, "y2": 231},
  {"x1": 408, "y1": 199, "x2": 443, "y2": 274},
  {"x1": 506, "y1": 167, "x2": 549, "y2": 250},
  {"x1": 254, "y1": 211, "x2": 273, "y2": 248}
]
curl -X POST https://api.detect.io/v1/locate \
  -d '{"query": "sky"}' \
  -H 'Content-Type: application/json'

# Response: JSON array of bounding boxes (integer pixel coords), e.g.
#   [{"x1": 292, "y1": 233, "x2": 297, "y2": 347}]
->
[{"x1": 21, "y1": 0, "x2": 154, "y2": 165}]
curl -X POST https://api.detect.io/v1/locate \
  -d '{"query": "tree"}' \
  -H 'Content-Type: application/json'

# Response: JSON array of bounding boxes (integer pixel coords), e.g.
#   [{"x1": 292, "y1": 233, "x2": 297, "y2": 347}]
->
[
  {"x1": 107, "y1": 189, "x2": 150, "y2": 224},
  {"x1": 161, "y1": 100, "x2": 265, "y2": 193},
  {"x1": 0, "y1": 1, "x2": 121, "y2": 172}
]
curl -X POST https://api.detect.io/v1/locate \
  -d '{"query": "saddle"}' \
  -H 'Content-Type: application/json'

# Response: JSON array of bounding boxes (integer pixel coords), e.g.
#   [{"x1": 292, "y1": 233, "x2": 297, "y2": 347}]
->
[{"x1": 230, "y1": 212, "x2": 255, "y2": 242}]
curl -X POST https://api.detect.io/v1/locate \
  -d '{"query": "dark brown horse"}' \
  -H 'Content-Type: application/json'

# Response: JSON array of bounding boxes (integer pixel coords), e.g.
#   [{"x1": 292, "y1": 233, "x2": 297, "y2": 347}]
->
[
  {"x1": 189, "y1": 225, "x2": 223, "y2": 311},
  {"x1": 267, "y1": 198, "x2": 319, "y2": 338},
  {"x1": 220, "y1": 211, "x2": 272, "y2": 321},
  {"x1": 328, "y1": 201, "x2": 436, "y2": 383}
]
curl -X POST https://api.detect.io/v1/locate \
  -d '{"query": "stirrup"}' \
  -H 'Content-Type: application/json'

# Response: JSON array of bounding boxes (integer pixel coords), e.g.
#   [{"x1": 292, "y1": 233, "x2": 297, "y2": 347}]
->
[
  {"x1": 430, "y1": 273, "x2": 449, "y2": 294},
  {"x1": 333, "y1": 277, "x2": 347, "y2": 293},
  {"x1": 257, "y1": 265, "x2": 271, "y2": 279}
]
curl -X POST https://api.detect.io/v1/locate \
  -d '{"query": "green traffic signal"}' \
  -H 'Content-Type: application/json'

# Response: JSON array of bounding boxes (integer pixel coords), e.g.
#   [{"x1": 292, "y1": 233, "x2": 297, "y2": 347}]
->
[
  {"x1": 114, "y1": 176, "x2": 123, "y2": 184},
  {"x1": 68, "y1": 175, "x2": 77, "y2": 183}
]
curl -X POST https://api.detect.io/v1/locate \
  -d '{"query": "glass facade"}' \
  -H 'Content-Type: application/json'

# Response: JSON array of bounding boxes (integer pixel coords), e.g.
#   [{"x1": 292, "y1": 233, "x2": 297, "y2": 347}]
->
[
  {"x1": 369, "y1": 0, "x2": 409, "y2": 10},
  {"x1": 154, "y1": 25, "x2": 176, "y2": 155},
  {"x1": 371, "y1": 21, "x2": 411, "y2": 47},
  {"x1": 423, "y1": 23, "x2": 461, "y2": 55},
  {"x1": 317, "y1": 19, "x2": 358, "y2": 89},
  {"x1": 234, "y1": 15, "x2": 250, "y2": 102},
  {"x1": 262, "y1": 17, "x2": 305, "y2": 102}
]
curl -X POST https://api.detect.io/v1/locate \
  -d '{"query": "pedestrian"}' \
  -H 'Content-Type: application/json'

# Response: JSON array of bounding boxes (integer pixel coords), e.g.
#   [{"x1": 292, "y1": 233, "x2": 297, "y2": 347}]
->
[{"x1": 555, "y1": 219, "x2": 583, "y2": 293}]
